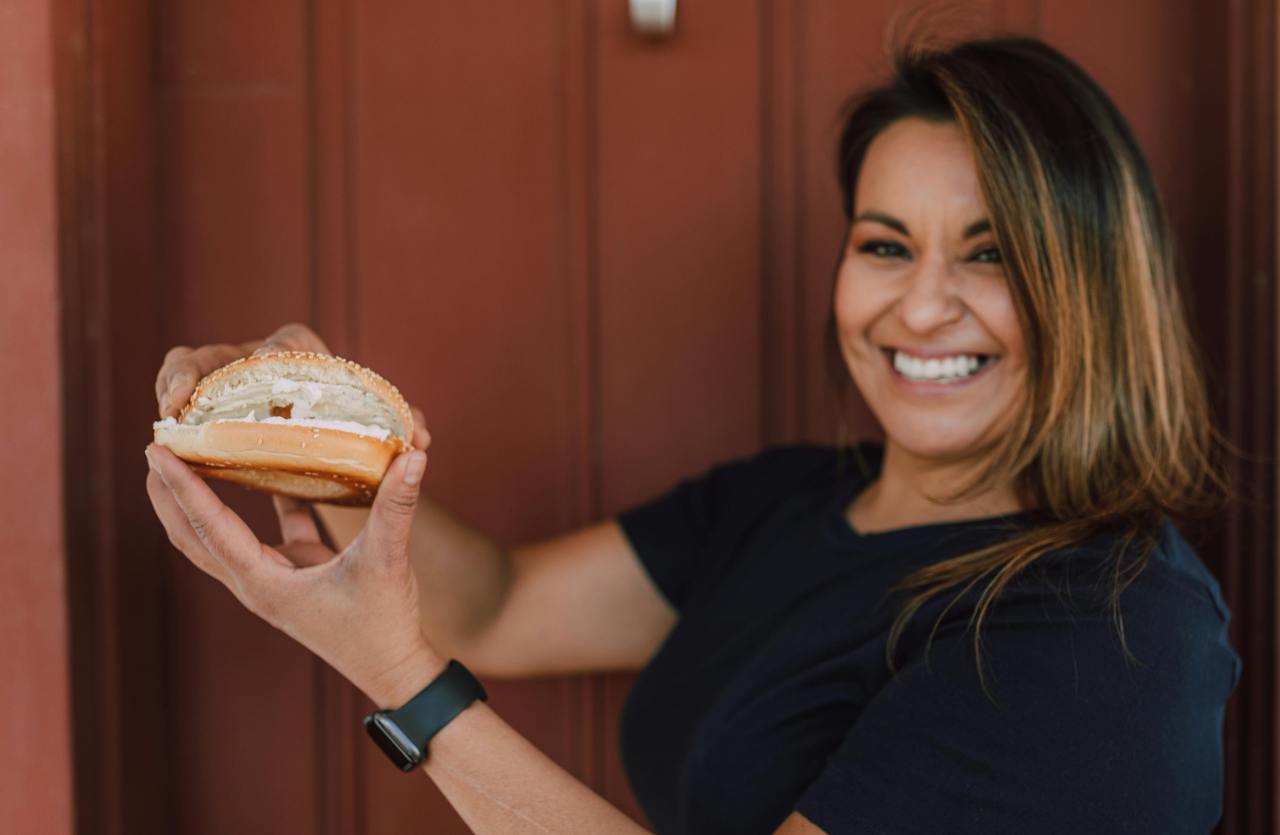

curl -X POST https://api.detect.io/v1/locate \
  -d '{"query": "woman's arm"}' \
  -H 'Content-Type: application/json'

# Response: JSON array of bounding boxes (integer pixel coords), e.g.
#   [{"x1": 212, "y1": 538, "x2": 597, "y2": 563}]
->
[
  {"x1": 144, "y1": 444, "x2": 823, "y2": 835},
  {"x1": 315, "y1": 504, "x2": 678, "y2": 680},
  {"x1": 379, "y1": 655, "x2": 648, "y2": 834},
  {"x1": 424, "y1": 710, "x2": 824, "y2": 834},
  {"x1": 376, "y1": 651, "x2": 824, "y2": 835},
  {"x1": 154, "y1": 323, "x2": 675, "y2": 681}
]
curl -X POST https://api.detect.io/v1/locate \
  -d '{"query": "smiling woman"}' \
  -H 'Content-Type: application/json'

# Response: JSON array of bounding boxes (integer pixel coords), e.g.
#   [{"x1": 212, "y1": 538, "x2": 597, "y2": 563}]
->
[
  {"x1": 143, "y1": 28, "x2": 1240, "y2": 835},
  {"x1": 617, "y1": 33, "x2": 1239, "y2": 835},
  {"x1": 822, "y1": 36, "x2": 1233, "y2": 683}
]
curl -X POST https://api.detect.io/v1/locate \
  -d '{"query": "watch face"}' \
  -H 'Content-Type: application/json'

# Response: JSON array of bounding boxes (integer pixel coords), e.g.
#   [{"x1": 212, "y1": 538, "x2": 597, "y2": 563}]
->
[{"x1": 364, "y1": 713, "x2": 423, "y2": 772}]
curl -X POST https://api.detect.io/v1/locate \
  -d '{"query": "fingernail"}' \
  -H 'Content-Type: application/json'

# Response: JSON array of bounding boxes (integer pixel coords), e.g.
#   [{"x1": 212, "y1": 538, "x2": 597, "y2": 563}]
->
[
  {"x1": 147, "y1": 446, "x2": 172, "y2": 486},
  {"x1": 403, "y1": 452, "x2": 427, "y2": 486},
  {"x1": 144, "y1": 446, "x2": 156, "y2": 470},
  {"x1": 166, "y1": 376, "x2": 190, "y2": 402}
]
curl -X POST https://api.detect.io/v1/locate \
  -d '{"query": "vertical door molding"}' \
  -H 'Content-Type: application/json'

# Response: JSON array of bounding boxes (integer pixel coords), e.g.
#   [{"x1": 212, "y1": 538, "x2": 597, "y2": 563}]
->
[
  {"x1": 308, "y1": 0, "x2": 367, "y2": 830},
  {"x1": 56, "y1": 0, "x2": 174, "y2": 832},
  {"x1": 1217, "y1": 0, "x2": 1279, "y2": 830},
  {"x1": 556, "y1": 0, "x2": 616, "y2": 808},
  {"x1": 1172, "y1": 0, "x2": 1280, "y2": 831},
  {"x1": 759, "y1": 0, "x2": 804, "y2": 445}
]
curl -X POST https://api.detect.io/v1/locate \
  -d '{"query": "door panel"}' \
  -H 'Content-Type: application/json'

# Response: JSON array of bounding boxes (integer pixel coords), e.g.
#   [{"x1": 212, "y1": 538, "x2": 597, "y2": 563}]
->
[
  {"x1": 594, "y1": 2, "x2": 764, "y2": 817},
  {"x1": 157, "y1": 2, "x2": 320, "y2": 833},
  {"x1": 343, "y1": 2, "x2": 595, "y2": 831}
]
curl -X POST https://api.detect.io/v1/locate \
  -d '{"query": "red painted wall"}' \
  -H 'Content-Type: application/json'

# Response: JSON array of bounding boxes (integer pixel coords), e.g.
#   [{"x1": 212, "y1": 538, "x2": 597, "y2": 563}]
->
[{"x1": 0, "y1": 0, "x2": 74, "y2": 833}]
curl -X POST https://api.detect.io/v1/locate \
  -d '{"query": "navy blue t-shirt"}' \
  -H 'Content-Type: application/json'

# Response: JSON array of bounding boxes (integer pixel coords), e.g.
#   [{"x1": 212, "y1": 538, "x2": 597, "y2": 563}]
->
[{"x1": 615, "y1": 443, "x2": 1240, "y2": 835}]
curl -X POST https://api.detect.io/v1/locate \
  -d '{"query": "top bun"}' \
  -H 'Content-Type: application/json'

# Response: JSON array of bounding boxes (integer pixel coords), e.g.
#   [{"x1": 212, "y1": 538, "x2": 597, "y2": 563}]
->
[{"x1": 154, "y1": 351, "x2": 415, "y2": 505}]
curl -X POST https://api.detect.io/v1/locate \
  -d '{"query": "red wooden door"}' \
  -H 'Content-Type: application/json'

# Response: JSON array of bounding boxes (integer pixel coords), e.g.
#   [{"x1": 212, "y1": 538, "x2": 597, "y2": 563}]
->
[{"x1": 47, "y1": 1, "x2": 1274, "y2": 833}]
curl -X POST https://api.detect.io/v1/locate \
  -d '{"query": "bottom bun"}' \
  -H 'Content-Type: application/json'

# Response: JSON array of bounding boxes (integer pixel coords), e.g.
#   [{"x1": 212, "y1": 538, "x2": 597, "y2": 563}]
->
[
  {"x1": 190, "y1": 464, "x2": 375, "y2": 504},
  {"x1": 155, "y1": 419, "x2": 405, "y2": 505}
]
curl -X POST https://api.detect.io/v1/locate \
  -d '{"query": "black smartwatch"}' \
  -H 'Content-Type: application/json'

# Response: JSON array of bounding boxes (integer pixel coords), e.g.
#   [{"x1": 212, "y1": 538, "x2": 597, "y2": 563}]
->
[{"x1": 363, "y1": 659, "x2": 488, "y2": 772}]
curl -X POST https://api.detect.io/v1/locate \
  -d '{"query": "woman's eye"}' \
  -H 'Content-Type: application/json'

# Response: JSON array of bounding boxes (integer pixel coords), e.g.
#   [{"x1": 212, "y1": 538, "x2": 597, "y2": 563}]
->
[
  {"x1": 857, "y1": 240, "x2": 909, "y2": 259},
  {"x1": 969, "y1": 247, "x2": 1002, "y2": 264}
]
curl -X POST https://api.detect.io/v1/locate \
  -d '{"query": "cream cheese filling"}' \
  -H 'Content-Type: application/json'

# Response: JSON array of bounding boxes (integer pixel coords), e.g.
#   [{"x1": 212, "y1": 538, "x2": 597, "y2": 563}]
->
[
  {"x1": 154, "y1": 415, "x2": 393, "y2": 442},
  {"x1": 156, "y1": 378, "x2": 404, "y2": 443}
]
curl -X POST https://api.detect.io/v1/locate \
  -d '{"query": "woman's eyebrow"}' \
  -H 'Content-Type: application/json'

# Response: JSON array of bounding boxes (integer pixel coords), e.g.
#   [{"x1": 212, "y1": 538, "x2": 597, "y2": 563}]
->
[
  {"x1": 852, "y1": 213, "x2": 993, "y2": 240},
  {"x1": 853, "y1": 211, "x2": 909, "y2": 235},
  {"x1": 963, "y1": 219, "x2": 992, "y2": 239}
]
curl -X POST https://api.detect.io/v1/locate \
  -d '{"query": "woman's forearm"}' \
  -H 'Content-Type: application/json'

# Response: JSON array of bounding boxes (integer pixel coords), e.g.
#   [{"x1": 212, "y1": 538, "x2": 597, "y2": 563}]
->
[
  {"x1": 372, "y1": 653, "x2": 648, "y2": 835},
  {"x1": 315, "y1": 499, "x2": 513, "y2": 663},
  {"x1": 425, "y1": 703, "x2": 648, "y2": 835}
]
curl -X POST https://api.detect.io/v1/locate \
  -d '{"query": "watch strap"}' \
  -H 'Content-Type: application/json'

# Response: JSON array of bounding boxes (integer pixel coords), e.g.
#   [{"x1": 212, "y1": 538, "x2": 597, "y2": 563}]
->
[{"x1": 364, "y1": 659, "x2": 487, "y2": 770}]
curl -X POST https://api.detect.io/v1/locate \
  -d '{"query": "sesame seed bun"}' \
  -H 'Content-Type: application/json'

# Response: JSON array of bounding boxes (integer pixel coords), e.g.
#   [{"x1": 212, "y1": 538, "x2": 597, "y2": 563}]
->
[{"x1": 154, "y1": 351, "x2": 414, "y2": 505}]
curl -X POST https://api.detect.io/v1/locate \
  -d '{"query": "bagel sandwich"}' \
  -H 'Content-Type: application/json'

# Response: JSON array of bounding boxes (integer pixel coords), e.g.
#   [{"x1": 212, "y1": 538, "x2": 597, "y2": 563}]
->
[{"x1": 153, "y1": 351, "x2": 415, "y2": 505}]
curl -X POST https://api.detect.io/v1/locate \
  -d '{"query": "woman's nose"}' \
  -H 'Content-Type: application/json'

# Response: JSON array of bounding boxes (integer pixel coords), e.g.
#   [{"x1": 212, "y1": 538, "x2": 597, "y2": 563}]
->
[{"x1": 896, "y1": 257, "x2": 965, "y2": 333}]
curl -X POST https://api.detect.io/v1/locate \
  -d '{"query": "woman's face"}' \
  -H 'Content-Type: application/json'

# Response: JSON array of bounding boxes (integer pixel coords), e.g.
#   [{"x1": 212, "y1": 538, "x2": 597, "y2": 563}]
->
[{"x1": 833, "y1": 117, "x2": 1027, "y2": 464}]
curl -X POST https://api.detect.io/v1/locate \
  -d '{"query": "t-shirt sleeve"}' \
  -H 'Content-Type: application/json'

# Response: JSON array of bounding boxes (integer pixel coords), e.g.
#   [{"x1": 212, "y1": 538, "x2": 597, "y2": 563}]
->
[
  {"x1": 615, "y1": 444, "x2": 838, "y2": 611},
  {"x1": 794, "y1": 570, "x2": 1238, "y2": 835}
]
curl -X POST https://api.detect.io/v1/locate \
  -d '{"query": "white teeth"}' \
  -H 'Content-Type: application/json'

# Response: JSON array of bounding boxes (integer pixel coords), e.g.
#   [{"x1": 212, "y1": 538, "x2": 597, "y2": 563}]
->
[{"x1": 892, "y1": 350, "x2": 988, "y2": 382}]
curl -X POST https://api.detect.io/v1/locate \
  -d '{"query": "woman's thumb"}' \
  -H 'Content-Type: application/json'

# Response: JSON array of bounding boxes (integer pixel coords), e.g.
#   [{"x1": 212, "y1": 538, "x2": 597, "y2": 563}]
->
[{"x1": 361, "y1": 451, "x2": 427, "y2": 562}]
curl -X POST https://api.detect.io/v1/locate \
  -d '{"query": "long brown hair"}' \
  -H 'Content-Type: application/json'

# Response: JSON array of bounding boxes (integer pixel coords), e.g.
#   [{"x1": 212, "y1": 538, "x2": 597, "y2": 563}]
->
[{"x1": 826, "y1": 34, "x2": 1233, "y2": 696}]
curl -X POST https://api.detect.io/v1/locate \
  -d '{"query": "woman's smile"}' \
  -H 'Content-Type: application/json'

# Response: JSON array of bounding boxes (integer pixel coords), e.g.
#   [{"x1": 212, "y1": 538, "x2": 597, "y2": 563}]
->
[{"x1": 880, "y1": 346, "x2": 1001, "y2": 393}]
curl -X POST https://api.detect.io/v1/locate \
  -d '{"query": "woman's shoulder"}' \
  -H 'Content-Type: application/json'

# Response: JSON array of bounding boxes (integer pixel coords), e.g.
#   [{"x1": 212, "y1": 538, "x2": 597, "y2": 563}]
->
[
  {"x1": 1148, "y1": 520, "x2": 1233, "y2": 622},
  {"x1": 992, "y1": 518, "x2": 1240, "y2": 695},
  {"x1": 1027, "y1": 517, "x2": 1230, "y2": 626}
]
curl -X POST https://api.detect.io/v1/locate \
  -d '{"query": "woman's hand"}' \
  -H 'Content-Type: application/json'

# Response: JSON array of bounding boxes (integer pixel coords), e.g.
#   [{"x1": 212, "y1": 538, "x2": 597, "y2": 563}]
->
[{"x1": 144, "y1": 442, "x2": 445, "y2": 708}]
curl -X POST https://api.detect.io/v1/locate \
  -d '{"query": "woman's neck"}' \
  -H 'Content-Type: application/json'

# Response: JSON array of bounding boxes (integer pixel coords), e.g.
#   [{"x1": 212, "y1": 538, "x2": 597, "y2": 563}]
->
[{"x1": 847, "y1": 439, "x2": 1028, "y2": 534}]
